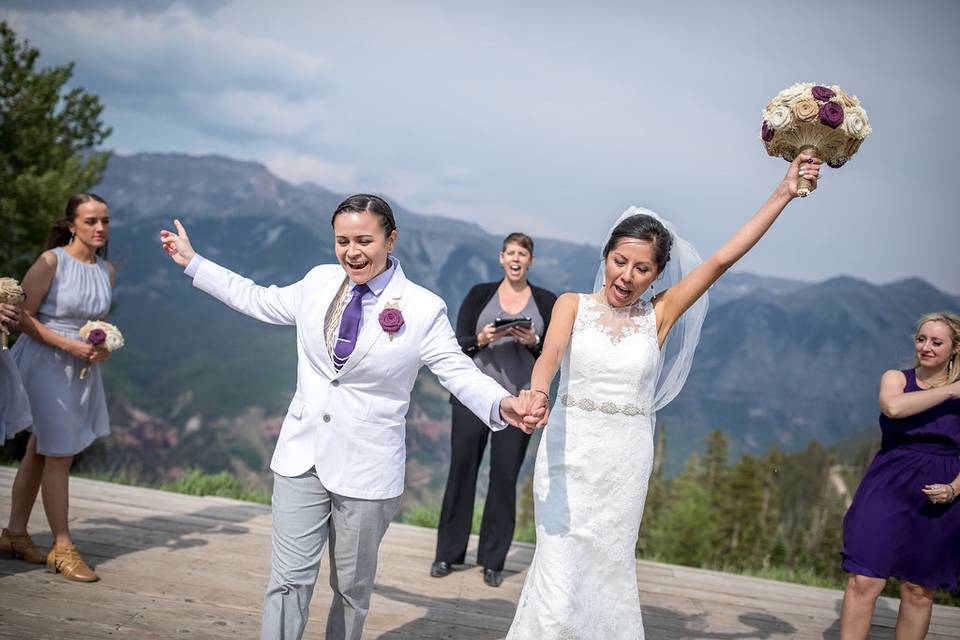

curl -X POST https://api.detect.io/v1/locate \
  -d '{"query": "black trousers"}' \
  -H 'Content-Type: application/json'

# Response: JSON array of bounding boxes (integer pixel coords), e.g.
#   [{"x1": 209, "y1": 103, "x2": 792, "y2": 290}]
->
[{"x1": 434, "y1": 403, "x2": 531, "y2": 571}]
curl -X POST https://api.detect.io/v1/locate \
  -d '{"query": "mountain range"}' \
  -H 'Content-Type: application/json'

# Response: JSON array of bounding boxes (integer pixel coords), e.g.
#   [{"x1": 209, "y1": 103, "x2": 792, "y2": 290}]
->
[{"x1": 64, "y1": 153, "x2": 959, "y2": 499}]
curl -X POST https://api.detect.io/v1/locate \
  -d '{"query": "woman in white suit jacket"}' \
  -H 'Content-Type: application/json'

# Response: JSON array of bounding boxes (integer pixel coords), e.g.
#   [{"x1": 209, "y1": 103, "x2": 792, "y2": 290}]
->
[{"x1": 160, "y1": 194, "x2": 537, "y2": 640}]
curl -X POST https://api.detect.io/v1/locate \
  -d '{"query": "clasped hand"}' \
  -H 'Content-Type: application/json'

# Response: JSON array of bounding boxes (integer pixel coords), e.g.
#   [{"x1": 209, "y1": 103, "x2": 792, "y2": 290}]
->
[
  {"x1": 497, "y1": 388, "x2": 551, "y2": 435},
  {"x1": 500, "y1": 391, "x2": 550, "y2": 434},
  {"x1": 67, "y1": 341, "x2": 110, "y2": 364}
]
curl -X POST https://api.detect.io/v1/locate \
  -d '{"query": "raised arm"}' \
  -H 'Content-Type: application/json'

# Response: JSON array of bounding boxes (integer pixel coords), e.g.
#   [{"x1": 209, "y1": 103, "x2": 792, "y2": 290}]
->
[
  {"x1": 879, "y1": 369, "x2": 960, "y2": 419},
  {"x1": 653, "y1": 154, "x2": 821, "y2": 346},
  {"x1": 160, "y1": 219, "x2": 300, "y2": 325}
]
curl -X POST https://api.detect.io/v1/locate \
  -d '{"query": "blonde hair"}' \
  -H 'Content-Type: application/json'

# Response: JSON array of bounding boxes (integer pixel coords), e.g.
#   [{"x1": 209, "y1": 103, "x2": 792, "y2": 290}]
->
[{"x1": 913, "y1": 311, "x2": 960, "y2": 386}]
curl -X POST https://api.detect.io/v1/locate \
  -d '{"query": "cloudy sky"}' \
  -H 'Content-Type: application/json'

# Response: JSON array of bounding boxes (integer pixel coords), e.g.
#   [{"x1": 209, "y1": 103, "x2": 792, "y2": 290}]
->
[{"x1": 4, "y1": 0, "x2": 959, "y2": 292}]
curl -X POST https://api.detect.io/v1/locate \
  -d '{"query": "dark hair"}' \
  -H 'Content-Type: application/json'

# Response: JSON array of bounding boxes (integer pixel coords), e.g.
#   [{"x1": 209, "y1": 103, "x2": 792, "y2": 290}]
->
[
  {"x1": 45, "y1": 193, "x2": 110, "y2": 258},
  {"x1": 602, "y1": 214, "x2": 672, "y2": 273},
  {"x1": 502, "y1": 232, "x2": 534, "y2": 255},
  {"x1": 330, "y1": 194, "x2": 397, "y2": 236}
]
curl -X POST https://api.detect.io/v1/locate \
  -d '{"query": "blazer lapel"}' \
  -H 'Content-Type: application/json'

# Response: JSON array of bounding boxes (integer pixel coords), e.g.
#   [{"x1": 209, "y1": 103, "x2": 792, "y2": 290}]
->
[
  {"x1": 312, "y1": 272, "x2": 349, "y2": 370},
  {"x1": 337, "y1": 261, "x2": 408, "y2": 377}
]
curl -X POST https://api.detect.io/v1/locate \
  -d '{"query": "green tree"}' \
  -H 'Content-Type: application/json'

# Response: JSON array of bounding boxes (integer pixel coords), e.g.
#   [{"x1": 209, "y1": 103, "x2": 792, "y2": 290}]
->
[
  {"x1": 703, "y1": 429, "x2": 729, "y2": 493},
  {"x1": 646, "y1": 454, "x2": 716, "y2": 567},
  {"x1": 712, "y1": 454, "x2": 770, "y2": 570},
  {"x1": 0, "y1": 20, "x2": 111, "y2": 277}
]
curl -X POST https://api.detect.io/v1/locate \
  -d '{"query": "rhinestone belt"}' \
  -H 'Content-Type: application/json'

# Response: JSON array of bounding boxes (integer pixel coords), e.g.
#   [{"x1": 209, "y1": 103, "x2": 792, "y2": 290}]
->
[{"x1": 560, "y1": 394, "x2": 647, "y2": 416}]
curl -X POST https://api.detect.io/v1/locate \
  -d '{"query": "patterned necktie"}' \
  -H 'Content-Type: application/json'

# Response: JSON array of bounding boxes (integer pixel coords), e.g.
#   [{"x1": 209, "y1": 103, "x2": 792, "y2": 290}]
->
[{"x1": 333, "y1": 283, "x2": 371, "y2": 370}]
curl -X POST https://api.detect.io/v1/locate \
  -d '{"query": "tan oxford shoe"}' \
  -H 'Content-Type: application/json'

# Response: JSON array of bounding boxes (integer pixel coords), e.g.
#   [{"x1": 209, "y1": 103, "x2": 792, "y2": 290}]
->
[
  {"x1": 0, "y1": 528, "x2": 47, "y2": 564},
  {"x1": 46, "y1": 544, "x2": 98, "y2": 582}
]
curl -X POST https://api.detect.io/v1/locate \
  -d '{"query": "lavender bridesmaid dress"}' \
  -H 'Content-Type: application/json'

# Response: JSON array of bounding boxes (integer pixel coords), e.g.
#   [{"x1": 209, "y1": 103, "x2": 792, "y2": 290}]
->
[
  {"x1": 10, "y1": 247, "x2": 111, "y2": 456},
  {"x1": 841, "y1": 369, "x2": 960, "y2": 590}
]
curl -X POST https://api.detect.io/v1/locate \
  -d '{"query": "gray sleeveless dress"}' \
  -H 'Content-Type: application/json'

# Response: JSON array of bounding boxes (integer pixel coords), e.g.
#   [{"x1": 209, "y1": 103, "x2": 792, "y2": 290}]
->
[
  {"x1": 1, "y1": 349, "x2": 32, "y2": 439},
  {"x1": 10, "y1": 247, "x2": 112, "y2": 456}
]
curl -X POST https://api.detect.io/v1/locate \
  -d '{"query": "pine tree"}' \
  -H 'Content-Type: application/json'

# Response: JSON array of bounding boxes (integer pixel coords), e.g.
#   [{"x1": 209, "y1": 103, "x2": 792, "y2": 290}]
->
[
  {"x1": 0, "y1": 21, "x2": 112, "y2": 276},
  {"x1": 646, "y1": 454, "x2": 716, "y2": 567}
]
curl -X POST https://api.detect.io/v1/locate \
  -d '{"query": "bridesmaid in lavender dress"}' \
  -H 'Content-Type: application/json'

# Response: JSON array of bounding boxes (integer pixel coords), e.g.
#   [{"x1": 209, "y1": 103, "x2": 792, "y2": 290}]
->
[
  {"x1": 1, "y1": 194, "x2": 114, "y2": 583},
  {"x1": 840, "y1": 312, "x2": 960, "y2": 640}
]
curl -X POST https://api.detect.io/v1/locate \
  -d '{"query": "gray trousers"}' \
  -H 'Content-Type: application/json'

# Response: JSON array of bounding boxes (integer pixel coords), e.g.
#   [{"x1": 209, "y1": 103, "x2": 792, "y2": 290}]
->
[{"x1": 260, "y1": 469, "x2": 401, "y2": 640}]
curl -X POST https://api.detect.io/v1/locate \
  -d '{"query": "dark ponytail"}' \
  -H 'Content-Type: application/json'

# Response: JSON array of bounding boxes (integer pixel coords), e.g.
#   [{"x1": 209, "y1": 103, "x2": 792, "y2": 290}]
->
[{"x1": 45, "y1": 193, "x2": 109, "y2": 257}]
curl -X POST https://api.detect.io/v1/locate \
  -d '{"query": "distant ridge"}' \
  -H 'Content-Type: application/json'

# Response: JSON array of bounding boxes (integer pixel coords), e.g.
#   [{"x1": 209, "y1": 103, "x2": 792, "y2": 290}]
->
[{"x1": 85, "y1": 152, "x2": 959, "y2": 487}]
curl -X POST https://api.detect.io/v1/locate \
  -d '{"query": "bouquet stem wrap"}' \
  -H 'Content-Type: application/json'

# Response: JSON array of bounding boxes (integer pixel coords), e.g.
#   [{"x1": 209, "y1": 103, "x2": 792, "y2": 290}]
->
[{"x1": 796, "y1": 144, "x2": 821, "y2": 198}]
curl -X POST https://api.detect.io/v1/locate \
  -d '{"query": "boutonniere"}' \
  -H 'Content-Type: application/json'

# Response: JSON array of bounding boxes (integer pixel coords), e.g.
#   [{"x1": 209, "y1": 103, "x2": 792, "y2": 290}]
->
[{"x1": 378, "y1": 302, "x2": 405, "y2": 341}]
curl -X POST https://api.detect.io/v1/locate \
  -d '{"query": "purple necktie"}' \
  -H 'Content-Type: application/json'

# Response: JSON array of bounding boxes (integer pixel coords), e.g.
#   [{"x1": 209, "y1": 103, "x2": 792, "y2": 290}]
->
[{"x1": 333, "y1": 283, "x2": 370, "y2": 370}]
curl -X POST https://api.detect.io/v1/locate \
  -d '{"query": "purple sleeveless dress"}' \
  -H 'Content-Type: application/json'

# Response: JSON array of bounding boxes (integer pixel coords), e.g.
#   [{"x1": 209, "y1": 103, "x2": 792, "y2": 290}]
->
[{"x1": 841, "y1": 369, "x2": 960, "y2": 591}]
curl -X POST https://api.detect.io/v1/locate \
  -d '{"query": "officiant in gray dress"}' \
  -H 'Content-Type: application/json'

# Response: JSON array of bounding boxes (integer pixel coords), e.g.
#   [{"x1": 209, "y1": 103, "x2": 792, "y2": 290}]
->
[{"x1": 432, "y1": 233, "x2": 557, "y2": 587}]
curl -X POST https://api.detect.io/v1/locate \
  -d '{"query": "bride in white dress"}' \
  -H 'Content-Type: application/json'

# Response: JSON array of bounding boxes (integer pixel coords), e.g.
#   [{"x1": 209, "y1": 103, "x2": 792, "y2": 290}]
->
[{"x1": 506, "y1": 154, "x2": 821, "y2": 639}]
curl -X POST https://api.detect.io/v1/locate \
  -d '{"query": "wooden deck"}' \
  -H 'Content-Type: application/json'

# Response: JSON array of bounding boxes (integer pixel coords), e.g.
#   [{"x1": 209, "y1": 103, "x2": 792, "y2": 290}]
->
[{"x1": 1, "y1": 466, "x2": 958, "y2": 639}]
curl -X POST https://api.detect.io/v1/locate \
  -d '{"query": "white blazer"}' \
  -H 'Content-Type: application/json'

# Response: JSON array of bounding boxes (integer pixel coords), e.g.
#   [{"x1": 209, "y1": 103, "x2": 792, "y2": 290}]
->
[{"x1": 192, "y1": 258, "x2": 509, "y2": 499}]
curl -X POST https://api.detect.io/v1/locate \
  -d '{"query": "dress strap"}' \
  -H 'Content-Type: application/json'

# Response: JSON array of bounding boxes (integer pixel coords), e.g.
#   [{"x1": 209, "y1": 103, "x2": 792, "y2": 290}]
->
[{"x1": 902, "y1": 368, "x2": 920, "y2": 392}]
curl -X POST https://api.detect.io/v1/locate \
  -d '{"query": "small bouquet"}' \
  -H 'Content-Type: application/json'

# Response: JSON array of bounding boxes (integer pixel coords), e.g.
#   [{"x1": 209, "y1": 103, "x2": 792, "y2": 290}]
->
[
  {"x1": 78, "y1": 320, "x2": 125, "y2": 380},
  {"x1": 0, "y1": 277, "x2": 26, "y2": 350},
  {"x1": 760, "y1": 82, "x2": 871, "y2": 196}
]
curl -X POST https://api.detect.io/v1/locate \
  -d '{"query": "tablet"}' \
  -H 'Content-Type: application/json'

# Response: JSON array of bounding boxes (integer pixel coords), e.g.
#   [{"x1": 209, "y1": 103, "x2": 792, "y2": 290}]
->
[{"x1": 494, "y1": 316, "x2": 533, "y2": 331}]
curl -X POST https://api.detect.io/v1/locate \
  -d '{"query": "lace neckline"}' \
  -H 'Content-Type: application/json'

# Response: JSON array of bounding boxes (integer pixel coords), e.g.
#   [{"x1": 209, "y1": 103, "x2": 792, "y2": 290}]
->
[
  {"x1": 584, "y1": 292, "x2": 647, "y2": 313},
  {"x1": 577, "y1": 292, "x2": 654, "y2": 345}
]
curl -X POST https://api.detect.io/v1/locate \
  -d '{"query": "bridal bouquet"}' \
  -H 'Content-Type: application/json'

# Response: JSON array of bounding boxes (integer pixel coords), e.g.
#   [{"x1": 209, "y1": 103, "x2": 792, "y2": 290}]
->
[
  {"x1": 78, "y1": 320, "x2": 125, "y2": 380},
  {"x1": 0, "y1": 277, "x2": 26, "y2": 350},
  {"x1": 760, "y1": 82, "x2": 871, "y2": 196}
]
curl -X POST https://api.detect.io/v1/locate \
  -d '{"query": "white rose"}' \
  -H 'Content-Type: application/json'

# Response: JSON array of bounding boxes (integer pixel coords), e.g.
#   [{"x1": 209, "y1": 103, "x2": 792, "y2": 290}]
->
[
  {"x1": 832, "y1": 86, "x2": 860, "y2": 108},
  {"x1": 842, "y1": 106, "x2": 871, "y2": 140},
  {"x1": 0, "y1": 277, "x2": 25, "y2": 304},
  {"x1": 105, "y1": 331, "x2": 125, "y2": 351},
  {"x1": 777, "y1": 82, "x2": 813, "y2": 107},
  {"x1": 768, "y1": 105, "x2": 795, "y2": 130}
]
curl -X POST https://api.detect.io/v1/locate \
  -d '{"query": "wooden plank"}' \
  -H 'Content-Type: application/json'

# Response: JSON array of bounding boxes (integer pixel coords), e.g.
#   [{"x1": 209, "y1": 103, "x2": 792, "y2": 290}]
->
[{"x1": 1, "y1": 466, "x2": 958, "y2": 640}]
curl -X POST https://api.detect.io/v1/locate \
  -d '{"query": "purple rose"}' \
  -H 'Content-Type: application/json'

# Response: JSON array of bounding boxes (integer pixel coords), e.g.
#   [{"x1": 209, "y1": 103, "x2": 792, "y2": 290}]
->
[
  {"x1": 87, "y1": 328, "x2": 107, "y2": 345},
  {"x1": 811, "y1": 85, "x2": 836, "y2": 102},
  {"x1": 761, "y1": 121, "x2": 774, "y2": 142},
  {"x1": 379, "y1": 307, "x2": 404, "y2": 333},
  {"x1": 827, "y1": 157, "x2": 847, "y2": 168},
  {"x1": 819, "y1": 102, "x2": 844, "y2": 129}
]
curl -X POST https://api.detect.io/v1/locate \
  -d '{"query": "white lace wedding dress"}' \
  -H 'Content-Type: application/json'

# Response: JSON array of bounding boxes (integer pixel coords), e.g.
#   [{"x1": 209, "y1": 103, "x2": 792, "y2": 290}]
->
[{"x1": 506, "y1": 293, "x2": 659, "y2": 640}]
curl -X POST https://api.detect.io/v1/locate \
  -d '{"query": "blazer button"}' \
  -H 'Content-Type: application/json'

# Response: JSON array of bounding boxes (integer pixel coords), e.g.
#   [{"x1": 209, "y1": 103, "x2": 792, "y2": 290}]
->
[
  {"x1": 331, "y1": 380, "x2": 340, "y2": 388},
  {"x1": 323, "y1": 414, "x2": 331, "y2": 423}
]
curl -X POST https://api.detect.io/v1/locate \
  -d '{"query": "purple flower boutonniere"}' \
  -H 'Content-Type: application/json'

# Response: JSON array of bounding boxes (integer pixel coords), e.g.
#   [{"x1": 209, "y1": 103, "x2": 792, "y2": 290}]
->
[{"x1": 379, "y1": 304, "x2": 405, "y2": 341}]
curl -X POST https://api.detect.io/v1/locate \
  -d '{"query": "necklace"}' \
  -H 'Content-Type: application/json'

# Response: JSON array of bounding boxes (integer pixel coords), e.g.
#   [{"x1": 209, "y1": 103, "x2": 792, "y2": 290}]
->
[{"x1": 324, "y1": 278, "x2": 350, "y2": 364}]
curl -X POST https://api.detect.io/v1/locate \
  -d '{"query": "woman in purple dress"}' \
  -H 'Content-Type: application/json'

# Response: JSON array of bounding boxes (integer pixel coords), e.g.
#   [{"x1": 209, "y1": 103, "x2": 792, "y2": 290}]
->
[{"x1": 840, "y1": 311, "x2": 960, "y2": 639}]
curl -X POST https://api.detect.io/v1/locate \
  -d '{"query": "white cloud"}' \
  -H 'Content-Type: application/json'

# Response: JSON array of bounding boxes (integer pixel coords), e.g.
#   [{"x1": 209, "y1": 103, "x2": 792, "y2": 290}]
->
[
  {"x1": 6, "y1": 1, "x2": 960, "y2": 293},
  {"x1": 184, "y1": 90, "x2": 332, "y2": 141},
  {"x1": 263, "y1": 151, "x2": 358, "y2": 193}
]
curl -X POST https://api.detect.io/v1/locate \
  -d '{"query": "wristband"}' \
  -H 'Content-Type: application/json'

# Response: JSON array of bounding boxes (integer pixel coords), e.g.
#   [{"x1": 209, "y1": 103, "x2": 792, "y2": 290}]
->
[{"x1": 532, "y1": 389, "x2": 549, "y2": 400}]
